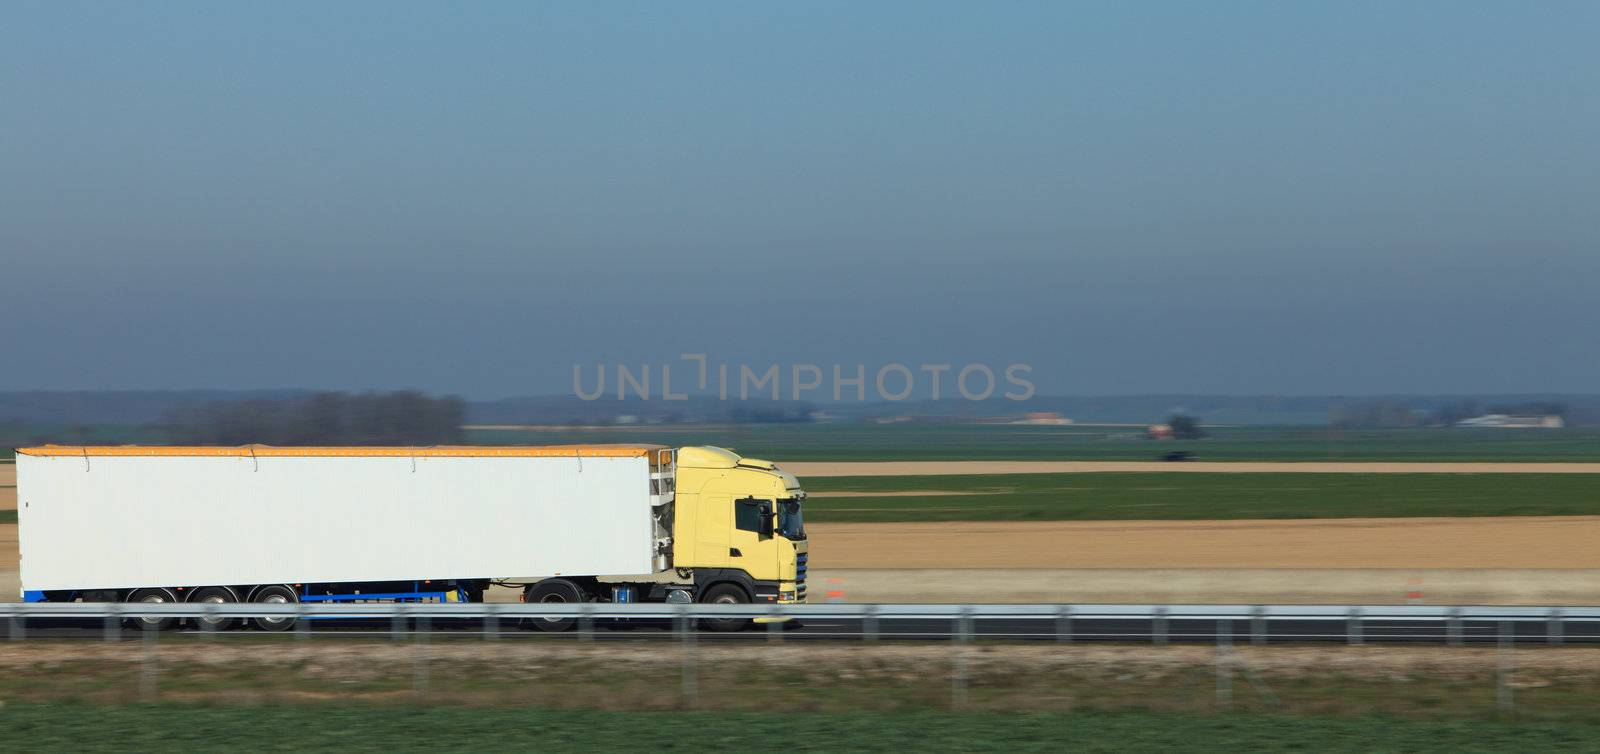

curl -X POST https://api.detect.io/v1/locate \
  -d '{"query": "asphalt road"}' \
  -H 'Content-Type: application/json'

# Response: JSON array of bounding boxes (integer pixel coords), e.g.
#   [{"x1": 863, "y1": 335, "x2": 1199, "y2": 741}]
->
[{"x1": 8, "y1": 616, "x2": 1599, "y2": 644}]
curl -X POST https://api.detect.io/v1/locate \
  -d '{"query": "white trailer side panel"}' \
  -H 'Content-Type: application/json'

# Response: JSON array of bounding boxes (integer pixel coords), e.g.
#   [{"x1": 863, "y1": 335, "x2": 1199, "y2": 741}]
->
[{"x1": 16, "y1": 454, "x2": 656, "y2": 592}]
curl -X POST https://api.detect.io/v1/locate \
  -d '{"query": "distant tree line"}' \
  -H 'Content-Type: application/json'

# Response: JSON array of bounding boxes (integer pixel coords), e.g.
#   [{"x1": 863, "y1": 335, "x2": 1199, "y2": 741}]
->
[
  {"x1": 1329, "y1": 400, "x2": 1422, "y2": 429},
  {"x1": 162, "y1": 391, "x2": 466, "y2": 445},
  {"x1": 727, "y1": 402, "x2": 815, "y2": 424}
]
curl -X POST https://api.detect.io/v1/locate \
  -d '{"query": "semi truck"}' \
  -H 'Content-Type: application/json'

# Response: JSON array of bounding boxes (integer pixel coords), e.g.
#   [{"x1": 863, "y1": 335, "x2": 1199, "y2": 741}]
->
[{"x1": 13, "y1": 444, "x2": 808, "y2": 631}]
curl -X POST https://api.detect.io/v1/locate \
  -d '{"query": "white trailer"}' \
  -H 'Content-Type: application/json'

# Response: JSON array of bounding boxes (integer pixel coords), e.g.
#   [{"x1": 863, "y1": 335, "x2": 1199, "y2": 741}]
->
[{"x1": 14, "y1": 444, "x2": 810, "y2": 632}]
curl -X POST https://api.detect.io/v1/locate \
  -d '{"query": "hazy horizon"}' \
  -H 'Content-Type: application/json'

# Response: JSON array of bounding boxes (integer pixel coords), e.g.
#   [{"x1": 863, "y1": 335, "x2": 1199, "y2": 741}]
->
[{"x1": 5, "y1": 2, "x2": 1597, "y2": 399}]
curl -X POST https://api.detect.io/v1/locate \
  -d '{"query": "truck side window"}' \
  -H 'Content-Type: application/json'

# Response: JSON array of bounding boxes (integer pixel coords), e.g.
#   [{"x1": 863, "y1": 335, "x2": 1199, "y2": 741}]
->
[{"x1": 734, "y1": 497, "x2": 766, "y2": 533}]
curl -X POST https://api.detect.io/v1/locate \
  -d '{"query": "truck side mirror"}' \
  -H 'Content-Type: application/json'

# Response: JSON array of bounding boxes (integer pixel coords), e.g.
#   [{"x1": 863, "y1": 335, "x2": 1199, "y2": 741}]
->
[{"x1": 758, "y1": 500, "x2": 775, "y2": 539}]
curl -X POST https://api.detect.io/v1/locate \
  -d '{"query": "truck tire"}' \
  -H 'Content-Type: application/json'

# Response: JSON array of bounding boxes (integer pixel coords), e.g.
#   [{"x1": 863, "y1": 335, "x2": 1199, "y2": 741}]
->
[
  {"x1": 698, "y1": 583, "x2": 751, "y2": 632},
  {"x1": 126, "y1": 588, "x2": 180, "y2": 631},
  {"x1": 248, "y1": 585, "x2": 299, "y2": 632},
  {"x1": 524, "y1": 579, "x2": 583, "y2": 632},
  {"x1": 188, "y1": 586, "x2": 240, "y2": 631}
]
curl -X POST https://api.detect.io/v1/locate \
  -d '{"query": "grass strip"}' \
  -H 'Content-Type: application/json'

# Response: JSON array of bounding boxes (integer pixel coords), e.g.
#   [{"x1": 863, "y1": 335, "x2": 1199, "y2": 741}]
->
[
  {"x1": 2, "y1": 703, "x2": 1600, "y2": 752},
  {"x1": 804, "y1": 472, "x2": 1600, "y2": 522}
]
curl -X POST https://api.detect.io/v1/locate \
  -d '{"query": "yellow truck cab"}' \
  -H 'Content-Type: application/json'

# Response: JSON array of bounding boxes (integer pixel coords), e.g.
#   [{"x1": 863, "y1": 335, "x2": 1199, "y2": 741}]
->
[{"x1": 671, "y1": 446, "x2": 809, "y2": 608}]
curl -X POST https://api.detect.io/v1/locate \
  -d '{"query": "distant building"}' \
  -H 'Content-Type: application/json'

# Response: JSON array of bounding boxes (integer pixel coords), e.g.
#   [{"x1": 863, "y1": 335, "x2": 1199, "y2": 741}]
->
[
  {"x1": 1012, "y1": 411, "x2": 1073, "y2": 426},
  {"x1": 1456, "y1": 414, "x2": 1565, "y2": 428},
  {"x1": 1147, "y1": 423, "x2": 1174, "y2": 440},
  {"x1": 868, "y1": 416, "x2": 912, "y2": 424}
]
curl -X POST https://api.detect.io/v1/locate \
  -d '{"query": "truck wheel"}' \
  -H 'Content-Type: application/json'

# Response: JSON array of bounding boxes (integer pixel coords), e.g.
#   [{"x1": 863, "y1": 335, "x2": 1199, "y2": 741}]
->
[
  {"x1": 698, "y1": 584, "x2": 751, "y2": 632},
  {"x1": 188, "y1": 586, "x2": 240, "y2": 631},
  {"x1": 127, "y1": 588, "x2": 180, "y2": 631},
  {"x1": 249, "y1": 585, "x2": 299, "y2": 632},
  {"x1": 524, "y1": 579, "x2": 583, "y2": 632}
]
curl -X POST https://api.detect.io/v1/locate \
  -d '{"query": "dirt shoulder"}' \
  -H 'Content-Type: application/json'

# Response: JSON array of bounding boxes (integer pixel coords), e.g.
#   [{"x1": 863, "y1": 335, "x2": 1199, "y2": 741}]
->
[
  {"x1": 784, "y1": 461, "x2": 1600, "y2": 477},
  {"x1": 6, "y1": 642, "x2": 1600, "y2": 719},
  {"x1": 3, "y1": 641, "x2": 1596, "y2": 675},
  {"x1": 806, "y1": 516, "x2": 1600, "y2": 569}
]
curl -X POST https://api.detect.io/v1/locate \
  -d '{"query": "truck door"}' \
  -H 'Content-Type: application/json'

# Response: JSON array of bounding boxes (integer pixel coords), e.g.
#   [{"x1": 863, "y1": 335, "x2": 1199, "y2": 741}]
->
[{"x1": 729, "y1": 497, "x2": 774, "y2": 577}]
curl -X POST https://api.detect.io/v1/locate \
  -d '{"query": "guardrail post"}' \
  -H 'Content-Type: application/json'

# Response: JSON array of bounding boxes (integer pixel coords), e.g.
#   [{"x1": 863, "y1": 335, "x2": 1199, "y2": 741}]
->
[
  {"x1": 1049, "y1": 608, "x2": 1075, "y2": 643},
  {"x1": 1251, "y1": 606, "x2": 1266, "y2": 646},
  {"x1": 952, "y1": 606, "x2": 973, "y2": 709},
  {"x1": 414, "y1": 613, "x2": 430, "y2": 702},
  {"x1": 767, "y1": 604, "x2": 784, "y2": 643},
  {"x1": 1153, "y1": 606, "x2": 1168, "y2": 646},
  {"x1": 1056, "y1": 605, "x2": 1072, "y2": 643},
  {"x1": 864, "y1": 604, "x2": 879, "y2": 642},
  {"x1": 1547, "y1": 608, "x2": 1564, "y2": 646},
  {"x1": 295, "y1": 603, "x2": 310, "y2": 641},
  {"x1": 201, "y1": 602, "x2": 218, "y2": 641},
  {"x1": 678, "y1": 605, "x2": 697, "y2": 709},
  {"x1": 1215, "y1": 619, "x2": 1233, "y2": 710},
  {"x1": 104, "y1": 603, "x2": 121, "y2": 643},
  {"x1": 1447, "y1": 607, "x2": 1463, "y2": 646},
  {"x1": 140, "y1": 622, "x2": 158, "y2": 702},
  {"x1": 1497, "y1": 619, "x2": 1513, "y2": 713},
  {"x1": 1347, "y1": 607, "x2": 1362, "y2": 646},
  {"x1": 8, "y1": 607, "x2": 23, "y2": 641},
  {"x1": 483, "y1": 603, "x2": 500, "y2": 641},
  {"x1": 579, "y1": 603, "x2": 594, "y2": 642},
  {"x1": 392, "y1": 604, "x2": 407, "y2": 641}
]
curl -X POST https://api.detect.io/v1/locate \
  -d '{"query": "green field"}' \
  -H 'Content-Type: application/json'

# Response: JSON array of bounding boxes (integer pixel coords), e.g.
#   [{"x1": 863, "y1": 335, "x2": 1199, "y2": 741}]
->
[
  {"x1": 467, "y1": 424, "x2": 1600, "y2": 462},
  {"x1": 0, "y1": 704, "x2": 1593, "y2": 752},
  {"x1": 804, "y1": 472, "x2": 1600, "y2": 522}
]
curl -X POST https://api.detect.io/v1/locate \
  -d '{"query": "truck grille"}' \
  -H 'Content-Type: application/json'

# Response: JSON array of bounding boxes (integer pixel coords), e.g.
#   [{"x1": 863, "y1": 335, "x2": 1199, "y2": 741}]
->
[{"x1": 795, "y1": 552, "x2": 808, "y2": 601}]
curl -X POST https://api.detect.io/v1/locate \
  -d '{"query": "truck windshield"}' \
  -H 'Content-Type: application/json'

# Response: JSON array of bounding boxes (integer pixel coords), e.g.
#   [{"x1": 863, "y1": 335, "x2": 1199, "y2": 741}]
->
[{"x1": 778, "y1": 498, "x2": 805, "y2": 540}]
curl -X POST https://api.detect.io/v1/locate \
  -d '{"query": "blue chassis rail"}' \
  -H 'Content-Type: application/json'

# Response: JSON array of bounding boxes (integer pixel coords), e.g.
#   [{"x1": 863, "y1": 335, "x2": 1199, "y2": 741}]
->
[{"x1": 23, "y1": 582, "x2": 471, "y2": 614}]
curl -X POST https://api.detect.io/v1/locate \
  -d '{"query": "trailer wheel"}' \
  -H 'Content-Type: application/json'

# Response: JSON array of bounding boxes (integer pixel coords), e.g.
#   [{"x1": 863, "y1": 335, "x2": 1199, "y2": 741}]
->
[
  {"x1": 698, "y1": 583, "x2": 751, "y2": 632},
  {"x1": 126, "y1": 588, "x2": 181, "y2": 631},
  {"x1": 524, "y1": 579, "x2": 583, "y2": 632},
  {"x1": 249, "y1": 585, "x2": 299, "y2": 632},
  {"x1": 188, "y1": 586, "x2": 240, "y2": 631}
]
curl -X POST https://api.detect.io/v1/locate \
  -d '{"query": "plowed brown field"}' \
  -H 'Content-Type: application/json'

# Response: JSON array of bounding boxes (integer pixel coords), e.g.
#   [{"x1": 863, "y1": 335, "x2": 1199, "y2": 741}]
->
[{"x1": 806, "y1": 516, "x2": 1600, "y2": 569}]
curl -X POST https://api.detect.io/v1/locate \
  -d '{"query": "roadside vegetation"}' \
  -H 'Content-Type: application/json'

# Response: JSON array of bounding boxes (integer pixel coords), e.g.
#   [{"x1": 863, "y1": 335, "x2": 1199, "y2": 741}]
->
[
  {"x1": 3, "y1": 703, "x2": 1598, "y2": 752},
  {"x1": 804, "y1": 472, "x2": 1600, "y2": 522},
  {"x1": 4, "y1": 642, "x2": 1600, "y2": 751}
]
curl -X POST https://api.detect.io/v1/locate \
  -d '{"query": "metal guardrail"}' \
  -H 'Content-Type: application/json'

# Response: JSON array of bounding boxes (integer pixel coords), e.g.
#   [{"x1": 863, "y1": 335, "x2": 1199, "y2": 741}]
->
[
  {"x1": 3, "y1": 601, "x2": 1599, "y2": 620},
  {"x1": 3, "y1": 602, "x2": 1599, "y2": 641}
]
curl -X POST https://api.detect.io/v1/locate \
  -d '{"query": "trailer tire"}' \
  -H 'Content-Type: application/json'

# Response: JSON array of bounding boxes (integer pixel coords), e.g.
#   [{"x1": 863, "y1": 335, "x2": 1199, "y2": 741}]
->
[
  {"x1": 248, "y1": 585, "x2": 299, "y2": 632},
  {"x1": 126, "y1": 588, "x2": 181, "y2": 631},
  {"x1": 698, "y1": 583, "x2": 751, "y2": 632},
  {"x1": 524, "y1": 579, "x2": 583, "y2": 632},
  {"x1": 188, "y1": 586, "x2": 241, "y2": 631}
]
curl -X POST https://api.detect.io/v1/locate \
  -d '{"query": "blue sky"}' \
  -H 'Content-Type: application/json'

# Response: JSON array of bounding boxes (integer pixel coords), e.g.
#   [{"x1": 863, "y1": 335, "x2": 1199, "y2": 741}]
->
[{"x1": 3, "y1": 2, "x2": 1596, "y2": 398}]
